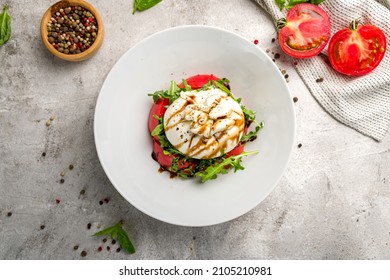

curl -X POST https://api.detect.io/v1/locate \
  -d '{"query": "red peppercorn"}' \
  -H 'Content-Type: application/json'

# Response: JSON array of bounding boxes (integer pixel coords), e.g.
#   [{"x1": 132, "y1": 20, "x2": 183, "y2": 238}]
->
[
  {"x1": 98, "y1": 246, "x2": 102, "y2": 252},
  {"x1": 294, "y1": 61, "x2": 298, "y2": 65},
  {"x1": 106, "y1": 246, "x2": 110, "y2": 251},
  {"x1": 254, "y1": 39, "x2": 259, "y2": 45},
  {"x1": 55, "y1": 199, "x2": 60, "y2": 204}
]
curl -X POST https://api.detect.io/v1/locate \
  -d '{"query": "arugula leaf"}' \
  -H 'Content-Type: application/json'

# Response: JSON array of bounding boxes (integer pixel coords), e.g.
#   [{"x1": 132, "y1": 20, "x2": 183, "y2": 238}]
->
[
  {"x1": 182, "y1": 79, "x2": 192, "y2": 91},
  {"x1": 0, "y1": 4, "x2": 11, "y2": 47},
  {"x1": 195, "y1": 151, "x2": 259, "y2": 183},
  {"x1": 93, "y1": 221, "x2": 135, "y2": 254},
  {"x1": 133, "y1": 0, "x2": 162, "y2": 14},
  {"x1": 241, "y1": 121, "x2": 264, "y2": 143},
  {"x1": 148, "y1": 81, "x2": 181, "y2": 104}
]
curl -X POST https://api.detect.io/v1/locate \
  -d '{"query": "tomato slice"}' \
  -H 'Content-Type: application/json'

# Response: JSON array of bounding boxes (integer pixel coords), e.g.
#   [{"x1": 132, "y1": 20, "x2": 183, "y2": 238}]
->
[
  {"x1": 277, "y1": 3, "x2": 330, "y2": 58},
  {"x1": 328, "y1": 21, "x2": 387, "y2": 76},
  {"x1": 148, "y1": 98, "x2": 169, "y2": 137},
  {"x1": 226, "y1": 143, "x2": 244, "y2": 157},
  {"x1": 179, "y1": 74, "x2": 220, "y2": 89}
]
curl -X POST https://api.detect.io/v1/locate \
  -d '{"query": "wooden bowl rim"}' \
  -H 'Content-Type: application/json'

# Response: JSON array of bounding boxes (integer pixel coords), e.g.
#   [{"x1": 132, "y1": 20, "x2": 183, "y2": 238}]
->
[{"x1": 40, "y1": 0, "x2": 104, "y2": 61}]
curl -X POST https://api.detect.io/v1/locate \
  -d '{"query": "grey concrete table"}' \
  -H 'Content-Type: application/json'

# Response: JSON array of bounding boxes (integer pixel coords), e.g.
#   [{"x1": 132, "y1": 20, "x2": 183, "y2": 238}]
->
[{"x1": 1, "y1": 0, "x2": 389, "y2": 260}]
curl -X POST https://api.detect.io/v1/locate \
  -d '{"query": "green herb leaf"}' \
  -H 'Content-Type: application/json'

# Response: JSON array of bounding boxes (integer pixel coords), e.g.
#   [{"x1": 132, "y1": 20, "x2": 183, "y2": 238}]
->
[
  {"x1": 148, "y1": 81, "x2": 181, "y2": 104},
  {"x1": 0, "y1": 4, "x2": 11, "y2": 47},
  {"x1": 133, "y1": 0, "x2": 162, "y2": 14},
  {"x1": 275, "y1": 0, "x2": 286, "y2": 10},
  {"x1": 241, "y1": 121, "x2": 264, "y2": 143},
  {"x1": 195, "y1": 151, "x2": 259, "y2": 183},
  {"x1": 93, "y1": 221, "x2": 135, "y2": 254},
  {"x1": 275, "y1": 0, "x2": 324, "y2": 10},
  {"x1": 182, "y1": 79, "x2": 192, "y2": 91}
]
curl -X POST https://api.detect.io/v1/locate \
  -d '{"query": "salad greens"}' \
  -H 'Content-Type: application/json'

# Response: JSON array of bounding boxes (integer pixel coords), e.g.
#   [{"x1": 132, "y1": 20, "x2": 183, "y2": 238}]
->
[
  {"x1": 133, "y1": 0, "x2": 162, "y2": 14},
  {"x1": 149, "y1": 78, "x2": 264, "y2": 183},
  {"x1": 0, "y1": 4, "x2": 11, "y2": 47},
  {"x1": 93, "y1": 221, "x2": 135, "y2": 254},
  {"x1": 275, "y1": 0, "x2": 325, "y2": 10}
]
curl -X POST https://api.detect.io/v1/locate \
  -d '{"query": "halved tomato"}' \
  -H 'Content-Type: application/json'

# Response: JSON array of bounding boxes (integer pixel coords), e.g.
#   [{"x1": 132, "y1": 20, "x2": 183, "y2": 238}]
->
[
  {"x1": 277, "y1": 3, "x2": 330, "y2": 58},
  {"x1": 328, "y1": 20, "x2": 387, "y2": 76}
]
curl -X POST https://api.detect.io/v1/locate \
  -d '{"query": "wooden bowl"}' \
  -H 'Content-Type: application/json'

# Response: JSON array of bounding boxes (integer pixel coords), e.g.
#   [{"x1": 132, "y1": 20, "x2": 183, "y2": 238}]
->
[{"x1": 40, "y1": 0, "x2": 104, "y2": 62}]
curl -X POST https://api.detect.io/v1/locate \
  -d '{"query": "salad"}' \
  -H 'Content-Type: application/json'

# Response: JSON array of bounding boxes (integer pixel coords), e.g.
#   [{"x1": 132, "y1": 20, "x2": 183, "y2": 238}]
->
[{"x1": 148, "y1": 74, "x2": 263, "y2": 183}]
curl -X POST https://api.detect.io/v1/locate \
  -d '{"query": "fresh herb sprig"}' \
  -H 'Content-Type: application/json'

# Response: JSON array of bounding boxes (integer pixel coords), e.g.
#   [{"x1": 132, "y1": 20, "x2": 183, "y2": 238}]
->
[
  {"x1": 133, "y1": 0, "x2": 162, "y2": 14},
  {"x1": 275, "y1": 0, "x2": 325, "y2": 10},
  {"x1": 241, "y1": 121, "x2": 264, "y2": 143},
  {"x1": 148, "y1": 81, "x2": 181, "y2": 104},
  {"x1": 0, "y1": 4, "x2": 11, "y2": 47},
  {"x1": 195, "y1": 151, "x2": 259, "y2": 183},
  {"x1": 93, "y1": 221, "x2": 135, "y2": 254}
]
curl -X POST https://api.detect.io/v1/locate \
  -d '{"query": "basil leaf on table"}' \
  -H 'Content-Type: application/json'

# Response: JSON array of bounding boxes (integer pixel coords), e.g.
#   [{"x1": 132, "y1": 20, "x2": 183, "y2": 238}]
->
[
  {"x1": 0, "y1": 4, "x2": 11, "y2": 47},
  {"x1": 133, "y1": 0, "x2": 162, "y2": 14},
  {"x1": 93, "y1": 221, "x2": 136, "y2": 254}
]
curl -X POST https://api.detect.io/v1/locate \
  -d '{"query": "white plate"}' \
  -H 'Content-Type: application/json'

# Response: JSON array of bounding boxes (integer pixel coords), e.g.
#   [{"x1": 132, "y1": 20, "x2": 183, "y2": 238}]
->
[{"x1": 94, "y1": 26, "x2": 295, "y2": 227}]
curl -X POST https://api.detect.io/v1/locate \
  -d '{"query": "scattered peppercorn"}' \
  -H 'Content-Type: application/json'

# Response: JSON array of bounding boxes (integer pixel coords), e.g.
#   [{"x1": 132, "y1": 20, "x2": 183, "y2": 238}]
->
[
  {"x1": 102, "y1": 238, "x2": 107, "y2": 243},
  {"x1": 106, "y1": 246, "x2": 110, "y2": 251},
  {"x1": 272, "y1": 38, "x2": 276, "y2": 43},
  {"x1": 298, "y1": 143, "x2": 302, "y2": 148},
  {"x1": 7, "y1": 212, "x2": 12, "y2": 217},
  {"x1": 80, "y1": 250, "x2": 87, "y2": 257},
  {"x1": 40, "y1": 225, "x2": 45, "y2": 230},
  {"x1": 73, "y1": 245, "x2": 79, "y2": 250},
  {"x1": 80, "y1": 189, "x2": 85, "y2": 195},
  {"x1": 116, "y1": 248, "x2": 121, "y2": 253},
  {"x1": 293, "y1": 97, "x2": 298, "y2": 103},
  {"x1": 193, "y1": 236, "x2": 196, "y2": 240},
  {"x1": 266, "y1": 49, "x2": 270, "y2": 53},
  {"x1": 272, "y1": 59, "x2": 275, "y2": 62},
  {"x1": 316, "y1": 77, "x2": 324, "y2": 83},
  {"x1": 274, "y1": 53, "x2": 281, "y2": 59},
  {"x1": 103, "y1": 197, "x2": 110, "y2": 203},
  {"x1": 111, "y1": 239, "x2": 116, "y2": 245},
  {"x1": 293, "y1": 61, "x2": 298, "y2": 65},
  {"x1": 50, "y1": 116, "x2": 55, "y2": 121},
  {"x1": 42, "y1": 152, "x2": 46, "y2": 157},
  {"x1": 99, "y1": 200, "x2": 103, "y2": 205},
  {"x1": 98, "y1": 246, "x2": 102, "y2": 252},
  {"x1": 47, "y1": 5, "x2": 98, "y2": 55},
  {"x1": 60, "y1": 171, "x2": 65, "y2": 177},
  {"x1": 55, "y1": 199, "x2": 60, "y2": 204},
  {"x1": 60, "y1": 178, "x2": 65, "y2": 184},
  {"x1": 69, "y1": 164, "x2": 74, "y2": 170},
  {"x1": 281, "y1": 69, "x2": 286, "y2": 75},
  {"x1": 284, "y1": 74, "x2": 289, "y2": 79},
  {"x1": 87, "y1": 223, "x2": 91, "y2": 230},
  {"x1": 46, "y1": 120, "x2": 51, "y2": 127},
  {"x1": 253, "y1": 39, "x2": 259, "y2": 45}
]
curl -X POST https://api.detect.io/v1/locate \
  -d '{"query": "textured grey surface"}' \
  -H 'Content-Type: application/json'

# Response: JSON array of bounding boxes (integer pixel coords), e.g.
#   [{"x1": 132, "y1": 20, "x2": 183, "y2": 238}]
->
[{"x1": 1, "y1": 0, "x2": 390, "y2": 260}]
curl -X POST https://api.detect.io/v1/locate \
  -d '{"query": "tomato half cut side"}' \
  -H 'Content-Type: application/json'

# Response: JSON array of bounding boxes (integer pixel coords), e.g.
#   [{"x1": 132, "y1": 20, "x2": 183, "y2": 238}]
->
[
  {"x1": 179, "y1": 74, "x2": 220, "y2": 89},
  {"x1": 328, "y1": 21, "x2": 387, "y2": 76},
  {"x1": 277, "y1": 3, "x2": 330, "y2": 58}
]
